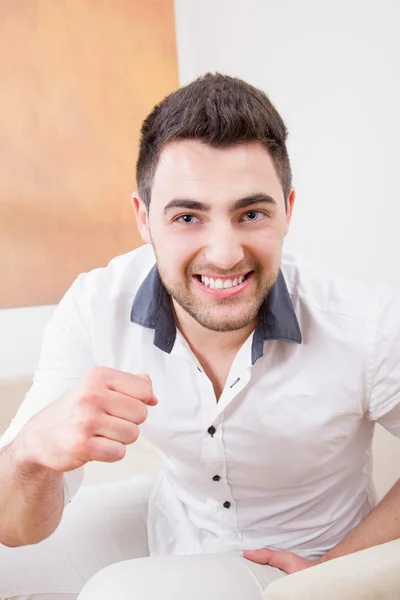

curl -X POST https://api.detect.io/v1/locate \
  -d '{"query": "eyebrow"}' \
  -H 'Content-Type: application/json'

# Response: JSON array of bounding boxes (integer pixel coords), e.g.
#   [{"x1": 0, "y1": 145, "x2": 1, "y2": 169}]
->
[{"x1": 163, "y1": 194, "x2": 278, "y2": 215}]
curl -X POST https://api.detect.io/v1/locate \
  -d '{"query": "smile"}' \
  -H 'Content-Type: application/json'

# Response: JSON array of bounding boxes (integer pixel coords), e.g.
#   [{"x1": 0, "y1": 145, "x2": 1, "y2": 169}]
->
[
  {"x1": 196, "y1": 273, "x2": 251, "y2": 289},
  {"x1": 193, "y1": 271, "x2": 253, "y2": 297}
]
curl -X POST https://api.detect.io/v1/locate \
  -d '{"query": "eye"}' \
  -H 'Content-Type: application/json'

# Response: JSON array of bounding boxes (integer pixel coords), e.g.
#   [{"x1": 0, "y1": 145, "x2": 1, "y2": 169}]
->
[
  {"x1": 176, "y1": 214, "x2": 200, "y2": 224},
  {"x1": 241, "y1": 210, "x2": 268, "y2": 222}
]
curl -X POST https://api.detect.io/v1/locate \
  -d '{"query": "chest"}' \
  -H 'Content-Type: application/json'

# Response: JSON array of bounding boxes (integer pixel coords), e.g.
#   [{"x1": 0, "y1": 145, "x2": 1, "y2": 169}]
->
[
  {"x1": 196, "y1": 352, "x2": 238, "y2": 402},
  {"x1": 141, "y1": 355, "x2": 370, "y2": 490},
  {"x1": 142, "y1": 339, "x2": 365, "y2": 463},
  {"x1": 97, "y1": 318, "x2": 370, "y2": 485}
]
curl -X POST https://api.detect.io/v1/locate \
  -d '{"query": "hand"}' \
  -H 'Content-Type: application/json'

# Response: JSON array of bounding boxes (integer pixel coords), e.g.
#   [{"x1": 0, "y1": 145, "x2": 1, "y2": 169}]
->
[
  {"x1": 16, "y1": 367, "x2": 158, "y2": 473},
  {"x1": 243, "y1": 548, "x2": 319, "y2": 575}
]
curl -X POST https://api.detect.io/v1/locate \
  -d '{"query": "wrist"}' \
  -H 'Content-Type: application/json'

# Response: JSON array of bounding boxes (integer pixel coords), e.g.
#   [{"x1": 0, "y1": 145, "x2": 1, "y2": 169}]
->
[
  {"x1": 11, "y1": 435, "x2": 53, "y2": 477},
  {"x1": 315, "y1": 552, "x2": 333, "y2": 565}
]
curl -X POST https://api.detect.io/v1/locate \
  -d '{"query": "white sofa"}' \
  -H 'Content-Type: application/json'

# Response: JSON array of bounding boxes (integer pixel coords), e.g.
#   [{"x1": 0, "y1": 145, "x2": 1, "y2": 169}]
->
[{"x1": 1, "y1": 377, "x2": 400, "y2": 599}]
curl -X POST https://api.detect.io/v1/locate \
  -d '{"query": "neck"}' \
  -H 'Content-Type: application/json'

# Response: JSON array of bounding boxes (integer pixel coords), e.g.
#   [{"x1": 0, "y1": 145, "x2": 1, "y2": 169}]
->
[{"x1": 172, "y1": 300, "x2": 257, "y2": 356}]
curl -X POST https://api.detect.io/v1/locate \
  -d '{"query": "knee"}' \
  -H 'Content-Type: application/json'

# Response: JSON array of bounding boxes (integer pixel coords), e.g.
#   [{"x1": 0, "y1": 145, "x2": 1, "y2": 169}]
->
[
  {"x1": 78, "y1": 554, "x2": 265, "y2": 600},
  {"x1": 78, "y1": 558, "x2": 149, "y2": 600}
]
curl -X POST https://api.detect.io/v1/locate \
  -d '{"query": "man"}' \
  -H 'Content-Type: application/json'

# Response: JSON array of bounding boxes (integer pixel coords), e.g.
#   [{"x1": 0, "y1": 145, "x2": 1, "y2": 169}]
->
[{"x1": 0, "y1": 73, "x2": 399, "y2": 600}]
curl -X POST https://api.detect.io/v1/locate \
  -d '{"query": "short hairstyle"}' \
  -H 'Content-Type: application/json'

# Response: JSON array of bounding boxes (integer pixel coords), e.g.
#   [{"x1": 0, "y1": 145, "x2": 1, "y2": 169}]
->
[{"x1": 136, "y1": 73, "x2": 292, "y2": 209}]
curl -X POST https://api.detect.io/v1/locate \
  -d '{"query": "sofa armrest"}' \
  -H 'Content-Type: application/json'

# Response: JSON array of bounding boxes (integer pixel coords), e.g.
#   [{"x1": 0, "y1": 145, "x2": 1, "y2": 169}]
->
[{"x1": 264, "y1": 538, "x2": 400, "y2": 600}]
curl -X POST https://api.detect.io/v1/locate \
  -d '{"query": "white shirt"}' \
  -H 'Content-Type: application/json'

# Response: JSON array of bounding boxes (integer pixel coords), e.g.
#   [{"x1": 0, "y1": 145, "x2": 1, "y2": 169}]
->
[{"x1": 2, "y1": 244, "x2": 400, "y2": 560}]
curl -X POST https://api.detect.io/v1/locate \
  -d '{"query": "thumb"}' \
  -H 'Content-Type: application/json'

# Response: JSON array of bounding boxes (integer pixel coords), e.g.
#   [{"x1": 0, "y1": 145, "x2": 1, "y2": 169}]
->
[
  {"x1": 244, "y1": 548, "x2": 289, "y2": 571},
  {"x1": 136, "y1": 373, "x2": 158, "y2": 406},
  {"x1": 243, "y1": 548, "x2": 273, "y2": 565}
]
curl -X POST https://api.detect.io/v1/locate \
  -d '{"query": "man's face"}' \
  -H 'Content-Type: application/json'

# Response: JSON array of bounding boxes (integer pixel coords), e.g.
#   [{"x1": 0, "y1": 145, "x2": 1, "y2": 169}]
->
[{"x1": 134, "y1": 140, "x2": 295, "y2": 332}]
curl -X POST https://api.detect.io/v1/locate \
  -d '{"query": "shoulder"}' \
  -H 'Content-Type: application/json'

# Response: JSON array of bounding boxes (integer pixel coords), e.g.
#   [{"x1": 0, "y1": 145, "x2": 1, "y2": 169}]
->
[
  {"x1": 71, "y1": 244, "x2": 156, "y2": 304},
  {"x1": 281, "y1": 251, "x2": 400, "y2": 322}
]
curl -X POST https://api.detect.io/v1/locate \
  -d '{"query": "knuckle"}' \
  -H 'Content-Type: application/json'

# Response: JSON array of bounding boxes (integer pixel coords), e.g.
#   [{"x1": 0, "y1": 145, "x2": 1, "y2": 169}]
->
[
  {"x1": 80, "y1": 418, "x2": 98, "y2": 437},
  {"x1": 135, "y1": 402, "x2": 148, "y2": 424},
  {"x1": 128, "y1": 425, "x2": 140, "y2": 443},
  {"x1": 87, "y1": 366, "x2": 111, "y2": 385},
  {"x1": 144, "y1": 381, "x2": 153, "y2": 398},
  {"x1": 87, "y1": 366, "x2": 104, "y2": 381},
  {"x1": 73, "y1": 409, "x2": 99, "y2": 436},
  {"x1": 136, "y1": 375, "x2": 153, "y2": 399},
  {"x1": 76, "y1": 388, "x2": 94, "y2": 406},
  {"x1": 77, "y1": 386, "x2": 103, "y2": 408},
  {"x1": 67, "y1": 432, "x2": 89, "y2": 457}
]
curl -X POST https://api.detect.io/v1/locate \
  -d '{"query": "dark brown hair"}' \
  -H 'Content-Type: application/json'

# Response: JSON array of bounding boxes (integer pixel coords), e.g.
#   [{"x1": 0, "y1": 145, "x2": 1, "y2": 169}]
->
[{"x1": 136, "y1": 73, "x2": 292, "y2": 209}]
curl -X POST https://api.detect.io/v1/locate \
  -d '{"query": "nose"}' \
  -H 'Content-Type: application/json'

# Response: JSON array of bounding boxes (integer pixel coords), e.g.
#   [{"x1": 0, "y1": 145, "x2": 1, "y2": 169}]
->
[{"x1": 204, "y1": 223, "x2": 244, "y2": 271}]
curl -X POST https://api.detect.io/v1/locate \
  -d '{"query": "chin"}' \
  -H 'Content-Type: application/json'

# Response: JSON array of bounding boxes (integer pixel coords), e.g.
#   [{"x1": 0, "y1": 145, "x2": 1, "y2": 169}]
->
[{"x1": 194, "y1": 309, "x2": 258, "y2": 332}]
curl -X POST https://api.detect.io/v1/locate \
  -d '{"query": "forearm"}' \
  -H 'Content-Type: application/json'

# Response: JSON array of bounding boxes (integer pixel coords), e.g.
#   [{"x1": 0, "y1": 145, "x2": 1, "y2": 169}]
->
[
  {"x1": 0, "y1": 442, "x2": 64, "y2": 547},
  {"x1": 320, "y1": 478, "x2": 400, "y2": 563}
]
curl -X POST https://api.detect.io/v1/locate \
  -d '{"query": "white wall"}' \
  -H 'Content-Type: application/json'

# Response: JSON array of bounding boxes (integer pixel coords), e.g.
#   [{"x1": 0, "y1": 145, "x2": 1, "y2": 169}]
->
[
  {"x1": 175, "y1": 0, "x2": 400, "y2": 287},
  {"x1": 2, "y1": 0, "x2": 400, "y2": 378}
]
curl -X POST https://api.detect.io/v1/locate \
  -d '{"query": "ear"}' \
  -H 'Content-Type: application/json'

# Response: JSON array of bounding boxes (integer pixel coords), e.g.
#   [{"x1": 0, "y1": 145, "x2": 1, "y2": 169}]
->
[
  {"x1": 132, "y1": 193, "x2": 151, "y2": 244},
  {"x1": 284, "y1": 189, "x2": 296, "y2": 237}
]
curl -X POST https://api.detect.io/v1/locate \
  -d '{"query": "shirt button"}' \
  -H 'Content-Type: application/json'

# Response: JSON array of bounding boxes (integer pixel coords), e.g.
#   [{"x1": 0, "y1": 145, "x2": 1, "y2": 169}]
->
[
  {"x1": 212, "y1": 475, "x2": 221, "y2": 482},
  {"x1": 207, "y1": 426, "x2": 216, "y2": 436},
  {"x1": 223, "y1": 501, "x2": 231, "y2": 509}
]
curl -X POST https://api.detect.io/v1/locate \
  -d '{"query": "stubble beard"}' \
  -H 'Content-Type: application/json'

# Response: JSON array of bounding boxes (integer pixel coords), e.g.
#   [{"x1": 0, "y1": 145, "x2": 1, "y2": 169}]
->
[{"x1": 157, "y1": 264, "x2": 279, "y2": 333}]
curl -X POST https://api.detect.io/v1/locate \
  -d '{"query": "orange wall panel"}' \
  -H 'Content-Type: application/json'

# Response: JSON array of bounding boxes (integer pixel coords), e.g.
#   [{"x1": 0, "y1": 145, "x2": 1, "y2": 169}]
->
[{"x1": 0, "y1": 0, "x2": 178, "y2": 308}]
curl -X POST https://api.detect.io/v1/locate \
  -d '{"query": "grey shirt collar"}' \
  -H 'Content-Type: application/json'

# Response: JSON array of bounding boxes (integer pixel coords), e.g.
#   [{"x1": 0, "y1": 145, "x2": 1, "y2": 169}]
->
[{"x1": 131, "y1": 265, "x2": 302, "y2": 364}]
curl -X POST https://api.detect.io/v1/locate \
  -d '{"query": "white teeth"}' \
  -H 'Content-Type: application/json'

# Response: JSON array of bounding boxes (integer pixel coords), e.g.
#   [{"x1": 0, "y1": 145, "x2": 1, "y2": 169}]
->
[{"x1": 200, "y1": 275, "x2": 247, "y2": 288}]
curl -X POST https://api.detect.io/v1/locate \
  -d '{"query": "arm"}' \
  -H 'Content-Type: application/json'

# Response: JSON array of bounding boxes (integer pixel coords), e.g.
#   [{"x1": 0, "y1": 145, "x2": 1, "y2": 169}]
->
[
  {"x1": 320, "y1": 477, "x2": 400, "y2": 562},
  {"x1": 0, "y1": 274, "x2": 92, "y2": 546},
  {"x1": 243, "y1": 479, "x2": 400, "y2": 573},
  {"x1": 318, "y1": 294, "x2": 400, "y2": 561},
  {"x1": 0, "y1": 272, "x2": 157, "y2": 548},
  {"x1": 322, "y1": 294, "x2": 400, "y2": 561},
  {"x1": 263, "y1": 539, "x2": 400, "y2": 600},
  {"x1": 0, "y1": 367, "x2": 157, "y2": 548},
  {"x1": 0, "y1": 443, "x2": 64, "y2": 547},
  {"x1": 245, "y1": 415, "x2": 400, "y2": 572}
]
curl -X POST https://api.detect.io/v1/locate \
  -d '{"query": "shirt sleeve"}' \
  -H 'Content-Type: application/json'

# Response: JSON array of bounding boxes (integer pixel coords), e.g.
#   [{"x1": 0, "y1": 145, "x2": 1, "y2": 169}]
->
[
  {"x1": 0, "y1": 273, "x2": 95, "y2": 503},
  {"x1": 366, "y1": 289, "x2": 400, "y2": 438}
]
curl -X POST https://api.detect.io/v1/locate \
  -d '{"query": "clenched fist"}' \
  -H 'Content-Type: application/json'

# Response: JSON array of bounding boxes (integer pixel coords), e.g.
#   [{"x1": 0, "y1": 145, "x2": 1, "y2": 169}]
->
[{"x1": 16, "y1": 367, "x2": 158, "y2": 473}]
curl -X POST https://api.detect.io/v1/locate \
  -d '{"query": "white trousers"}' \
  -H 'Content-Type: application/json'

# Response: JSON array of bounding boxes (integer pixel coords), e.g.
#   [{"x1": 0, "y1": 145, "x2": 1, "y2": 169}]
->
[{"x1": 0, "y1": 477, "x2": 285, "y2": 600}]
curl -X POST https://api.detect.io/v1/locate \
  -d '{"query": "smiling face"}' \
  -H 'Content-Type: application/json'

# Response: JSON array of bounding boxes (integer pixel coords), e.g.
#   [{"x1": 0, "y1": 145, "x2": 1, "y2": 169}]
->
[{"x1": 134, "y1": 140, "x2": 295, "y2": 333}]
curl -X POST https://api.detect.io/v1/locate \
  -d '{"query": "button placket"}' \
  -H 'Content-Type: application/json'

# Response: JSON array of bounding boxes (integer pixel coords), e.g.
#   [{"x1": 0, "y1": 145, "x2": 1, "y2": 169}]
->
[
  {"x1": 201, "y1": 418, "x2": 227, "y2": 496},
  {"x1": 201, "y1": 414, "x2": 239, "y2": 527},
  {"x1": 195, "y1": 362, "x2": 219, "y2": 429},
  {"x1": 212, "y1": 368, "x2": 252, "y2": 419},
  {"x1": 196, "y1": 367, "x2": 242, "y2": 535}
]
